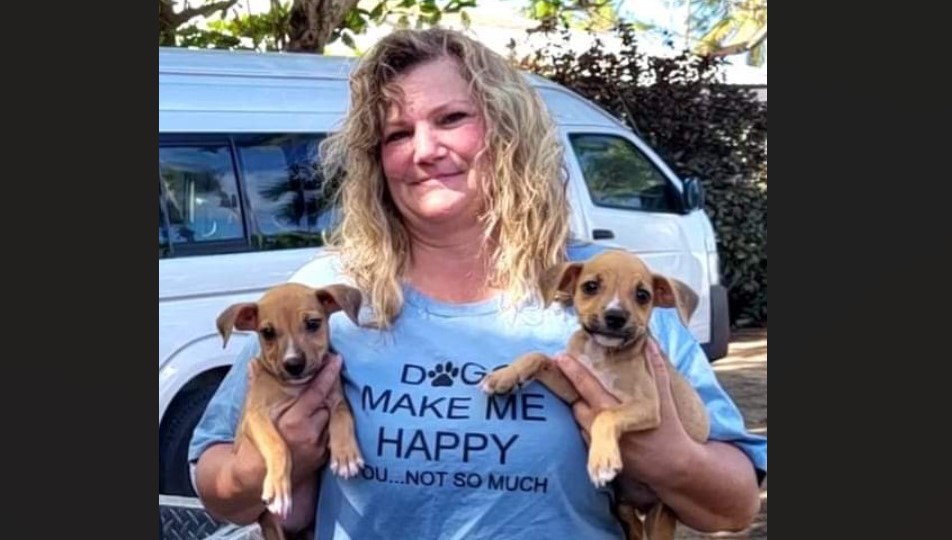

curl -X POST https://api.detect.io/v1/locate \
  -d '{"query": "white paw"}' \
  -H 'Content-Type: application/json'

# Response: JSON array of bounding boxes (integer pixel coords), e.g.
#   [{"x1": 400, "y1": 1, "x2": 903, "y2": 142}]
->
[
  {"x1": 344, "y1": 457, "x2": 364, "y2": 478},
  {"x1": 589, "y1": 466, "x2": 619, "y2": 488},
  {"x1": 265, "y1": 491, "x2": 292, "y2": 519},
  {"x1": 331, "y1": 456, "x2": 365, "y2": 478}
]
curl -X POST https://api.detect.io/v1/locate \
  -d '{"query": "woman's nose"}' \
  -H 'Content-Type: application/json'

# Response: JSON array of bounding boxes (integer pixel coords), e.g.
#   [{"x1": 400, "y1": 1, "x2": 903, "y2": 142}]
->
[{"x1": 412, "y1": 125, "x2": 446, "y2": 164}]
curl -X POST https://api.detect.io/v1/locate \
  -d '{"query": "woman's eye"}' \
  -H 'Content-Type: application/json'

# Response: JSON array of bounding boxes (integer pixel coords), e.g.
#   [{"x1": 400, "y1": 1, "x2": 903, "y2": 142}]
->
[
  {"x1": 384, "y1": 130, "x2": 409, "y2": 143},
  {"x1": 441, "y1": 112, "x2": 468, "y2": 125}
]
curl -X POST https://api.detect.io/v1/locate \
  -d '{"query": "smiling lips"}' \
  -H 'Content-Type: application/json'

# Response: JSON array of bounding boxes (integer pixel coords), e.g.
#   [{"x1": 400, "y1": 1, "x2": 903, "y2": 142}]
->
[{"x1": 410, "y1": 171, "x2": 464, "y2": 184}]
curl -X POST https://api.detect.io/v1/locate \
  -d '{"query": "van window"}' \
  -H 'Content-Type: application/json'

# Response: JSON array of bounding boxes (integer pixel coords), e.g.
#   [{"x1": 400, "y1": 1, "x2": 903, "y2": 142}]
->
[
  {"x1": 158, "y1": 133, "x2": 335, "y2": 258},
  {"x1": 159, "y1": 143, "x2": 245, "y2": 245},
  {"x1": 234, "y1": 134, "x2": 334, "y2": 251},
  {"x1": 569, "y1": 134, "x2": 682, "y2": 213},
  {"x1": 159, "y1": 183, "x2": 171, "y2": 259}
]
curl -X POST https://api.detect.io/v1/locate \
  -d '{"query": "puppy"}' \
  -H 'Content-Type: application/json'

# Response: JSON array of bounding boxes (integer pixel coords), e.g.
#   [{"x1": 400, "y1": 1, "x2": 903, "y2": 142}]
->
[
  {"x1": 216, "y1": 282, "x2": 365, "y2": 540},
  {"x1": 480, "y1": 250, "x2": 710, "y2": 540}
]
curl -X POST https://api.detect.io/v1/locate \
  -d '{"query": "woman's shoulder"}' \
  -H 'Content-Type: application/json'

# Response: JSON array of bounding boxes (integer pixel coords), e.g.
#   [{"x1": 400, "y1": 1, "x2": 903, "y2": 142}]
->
[{"x1": 288, "y1": 250, "x2": 354, "y2": 288}]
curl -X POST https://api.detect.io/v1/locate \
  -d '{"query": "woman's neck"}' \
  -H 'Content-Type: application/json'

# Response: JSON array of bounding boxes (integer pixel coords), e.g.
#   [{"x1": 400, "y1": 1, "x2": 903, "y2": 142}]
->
[{"x1": 405, "y1": 224, "x2": 500, "y2": 303}]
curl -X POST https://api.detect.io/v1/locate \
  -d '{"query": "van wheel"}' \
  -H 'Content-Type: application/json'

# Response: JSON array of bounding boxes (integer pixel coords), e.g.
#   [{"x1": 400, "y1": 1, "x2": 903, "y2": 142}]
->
[
  {"x1": 159, "y1": 383, "x2": 219, "y2": 496},
  {"x1": 702, "y1": 284, "x2": 730, "y2": 362}
]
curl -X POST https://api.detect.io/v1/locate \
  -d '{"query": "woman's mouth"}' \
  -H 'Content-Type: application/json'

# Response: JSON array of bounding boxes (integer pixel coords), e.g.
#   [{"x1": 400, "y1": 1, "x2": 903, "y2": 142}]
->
[{"x1": 413, "y1": 172, "x2": 463, "y2": 184}]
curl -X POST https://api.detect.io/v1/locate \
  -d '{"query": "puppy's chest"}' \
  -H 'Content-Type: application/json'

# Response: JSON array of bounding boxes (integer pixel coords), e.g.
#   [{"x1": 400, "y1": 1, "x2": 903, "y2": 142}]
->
[
  {"x1": 575, "y1": 340, "x2": 638, "y2": 401},
  {"x1": 244, "y1": 363, "x2": 305, "y2": 416}
]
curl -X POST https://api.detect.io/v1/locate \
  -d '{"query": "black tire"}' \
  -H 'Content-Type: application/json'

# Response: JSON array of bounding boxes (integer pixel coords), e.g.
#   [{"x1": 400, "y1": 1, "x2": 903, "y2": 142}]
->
[
  {"x1": 701, "y1": 284, "x2": 730, "y2": 362},
  {"x1": 159, "y1": 383, "x2": 220, "y2": 496}
]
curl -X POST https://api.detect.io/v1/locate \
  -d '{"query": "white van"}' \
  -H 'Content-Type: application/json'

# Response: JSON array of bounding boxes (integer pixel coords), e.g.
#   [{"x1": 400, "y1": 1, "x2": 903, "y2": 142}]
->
[{"x1": 158, "y1": 46, "x2": 730, "y2": 496}]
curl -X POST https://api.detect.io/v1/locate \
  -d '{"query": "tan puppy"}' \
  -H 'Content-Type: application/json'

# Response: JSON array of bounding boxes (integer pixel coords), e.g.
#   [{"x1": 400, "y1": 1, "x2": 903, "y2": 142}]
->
[
  {"x1": 480, "y1": 250, "x2": 710, "y2": 540},
  {"x1": 216, "y1": 282, "x2": 365, "y2": 540}
]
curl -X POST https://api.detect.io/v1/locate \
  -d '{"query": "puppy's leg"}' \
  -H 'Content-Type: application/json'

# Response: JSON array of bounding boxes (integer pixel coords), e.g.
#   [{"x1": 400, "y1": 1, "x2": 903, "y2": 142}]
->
[
  {"x1": 481, "y1": 352, "x2": 582, "y2": 409},
  {"x1": 615, "y1": 501, "x2": 645, "y2": 540},
  {"x1": 287, "y1": 529, "x2": 315, "y2": 540},
  {"x1": 480, "y1": 352, "x2": 549, "y2": 394},
  {"x1": 587, "y1": 395, "x2": 662, "y2": 487},
  {"x1": 328, "y1": 379, "x2": 364, "y2": 479},
  {"x1": 534, "y1": 359, "x2": 582, "y2": 404},
  {"x1": 245, "y1": 409, "x2": 294, "y2": 520},
  {"x1": 258, "y1": 510, "x2": 287, "y2": 540},
  {"x1": 643, "y1": 503, "x2": 677, "y2": 540}
]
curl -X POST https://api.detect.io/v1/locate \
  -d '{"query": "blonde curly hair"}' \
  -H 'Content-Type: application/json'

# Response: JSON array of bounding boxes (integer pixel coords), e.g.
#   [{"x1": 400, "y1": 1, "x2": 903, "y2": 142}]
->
[{"x1": 320, "y1": 27, "x2": 570, "y2": 328}]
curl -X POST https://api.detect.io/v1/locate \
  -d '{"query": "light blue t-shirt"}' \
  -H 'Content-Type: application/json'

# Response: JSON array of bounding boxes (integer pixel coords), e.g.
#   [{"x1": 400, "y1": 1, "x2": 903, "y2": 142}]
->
[{"x1": 189, "y1": 241, "x2": 767, "y2": 539}]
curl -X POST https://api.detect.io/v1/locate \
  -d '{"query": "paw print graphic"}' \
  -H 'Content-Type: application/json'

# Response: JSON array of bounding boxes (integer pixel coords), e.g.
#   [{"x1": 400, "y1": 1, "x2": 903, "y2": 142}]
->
[{"x1": 427, "y1": 361, "x2": 460, "y2": 387}]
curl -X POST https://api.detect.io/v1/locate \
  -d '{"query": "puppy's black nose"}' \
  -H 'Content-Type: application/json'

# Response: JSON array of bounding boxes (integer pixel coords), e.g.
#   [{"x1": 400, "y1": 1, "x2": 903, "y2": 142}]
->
[
  {"x1": 603, "y1": 309, "x2": 629, "y2": 330},
  {"x1": 283, "y1": 357, "x2": 305, "y2": 377}
]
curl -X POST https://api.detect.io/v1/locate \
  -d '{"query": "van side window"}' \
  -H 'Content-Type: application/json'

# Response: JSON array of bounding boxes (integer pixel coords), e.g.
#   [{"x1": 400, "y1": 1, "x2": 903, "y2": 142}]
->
[
  {"x1": 235, "y1": 134, "x2": 334, "y2": 251},
  {"x1": 159, "y1": 183, "x2": 171, "y2": 259},
  {"x1": 570, "y1": 134, "x2": 682, "y2": 213},
  {"x1": 159, "y1": 144, "x2": 245, "y2": 245}
]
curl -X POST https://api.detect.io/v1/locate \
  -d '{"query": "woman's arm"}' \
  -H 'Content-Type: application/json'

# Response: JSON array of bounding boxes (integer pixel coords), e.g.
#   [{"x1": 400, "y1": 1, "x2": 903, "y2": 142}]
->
[{"x1": 195, "y1": 442, "x2": 323, "y2": 530}]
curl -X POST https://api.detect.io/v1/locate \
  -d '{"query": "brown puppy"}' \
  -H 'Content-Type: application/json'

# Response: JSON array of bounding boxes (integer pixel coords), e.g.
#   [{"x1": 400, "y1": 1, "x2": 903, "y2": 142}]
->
[
  {"x1": 216, "y1": 282, "x2": 365, "y2": 540},
  {"x1": 480, "y1": 250, "x2": 710, "y2": 540}
]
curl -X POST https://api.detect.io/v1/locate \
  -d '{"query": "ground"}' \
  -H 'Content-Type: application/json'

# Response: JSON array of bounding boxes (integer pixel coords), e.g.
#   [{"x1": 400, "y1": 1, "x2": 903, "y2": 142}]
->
[{"x1": 676, "y1": 328, "x2": 768, "y2": 539}]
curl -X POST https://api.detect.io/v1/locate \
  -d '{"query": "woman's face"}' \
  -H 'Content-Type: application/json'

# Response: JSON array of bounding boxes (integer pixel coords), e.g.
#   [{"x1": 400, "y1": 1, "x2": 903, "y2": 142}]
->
[{"x1": 380, "y1": 56, "x2": 487, "y2": 231}]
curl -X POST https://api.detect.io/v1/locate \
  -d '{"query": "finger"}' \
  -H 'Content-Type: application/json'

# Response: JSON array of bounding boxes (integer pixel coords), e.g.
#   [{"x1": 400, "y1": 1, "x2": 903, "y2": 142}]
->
[
  {"x1": 571, "y1": 399, "x2": 598, "y2": 432},
  {"x1": 554, "y1": 353, "x2": 620, "y2": 409},
  {"x1": 645, "y1": 339, "x2": 677, "y2": 414},
  {"x1": 308, "y1": 410, "x2": 331, "y2": 458},
  {"x1": 645, "y1": 339, "x2": 670, "y2": 388},
  {"x1": 295, "y1": 355, "x2": 344, "y2": 413}
]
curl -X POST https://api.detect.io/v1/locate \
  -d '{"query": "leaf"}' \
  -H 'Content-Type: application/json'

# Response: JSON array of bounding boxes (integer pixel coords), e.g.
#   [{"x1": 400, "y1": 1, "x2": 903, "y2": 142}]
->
[{"x1": 370, "y1": 1, "x2": 386, "y2": 20}]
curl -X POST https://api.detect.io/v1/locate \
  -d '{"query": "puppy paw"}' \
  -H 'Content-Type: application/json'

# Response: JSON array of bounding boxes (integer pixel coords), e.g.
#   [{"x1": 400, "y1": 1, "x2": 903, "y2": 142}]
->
[
  {"x1": 261, "y1": 472, "x2": 293, "y2": 519},
  {"x1": 329, "y1": 440, "x2": 365, "y2": 479},
  {"x1": 587, "y1": 442, "x2": 623, "y2": 488},
  {"x1": 479, "y1": 368, "x2": 522, "y2": 394}
]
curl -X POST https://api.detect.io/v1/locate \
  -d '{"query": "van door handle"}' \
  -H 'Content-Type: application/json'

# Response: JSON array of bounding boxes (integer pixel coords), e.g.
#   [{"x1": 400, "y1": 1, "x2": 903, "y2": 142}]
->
[{"x1": 593, "y1": 229, "x2": 614, "y2": 240}]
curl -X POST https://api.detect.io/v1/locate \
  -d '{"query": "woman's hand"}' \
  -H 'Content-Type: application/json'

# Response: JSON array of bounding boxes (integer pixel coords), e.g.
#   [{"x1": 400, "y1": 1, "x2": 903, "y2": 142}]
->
[
  {"x1": 554, "y1": 339, "x2": 697, "y2": 486},
  {"x1": 555, "y1": 340, "x2": 760, "y2": 532},
  {"x1": 231, "y1": 355, "x2": 342, "y2": 489},
  {"x1": 196, "y1": 355, "x2": 342, "y2": 528}
]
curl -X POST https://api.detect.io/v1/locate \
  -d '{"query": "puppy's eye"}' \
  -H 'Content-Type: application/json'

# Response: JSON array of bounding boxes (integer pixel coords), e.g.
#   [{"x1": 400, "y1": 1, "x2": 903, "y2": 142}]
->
[
  {"x1": 581, "y1": 280, "x2": 600, "y2": 295},
  {"x1": 635, "y1": 289, "x2": 651, "y2": 304},
  {"x1": 305, "y1": 318, "x2": 321, "y2": 332},
  {"x1": 260, "y1": 326, "x2": 276, "y2": 340}
]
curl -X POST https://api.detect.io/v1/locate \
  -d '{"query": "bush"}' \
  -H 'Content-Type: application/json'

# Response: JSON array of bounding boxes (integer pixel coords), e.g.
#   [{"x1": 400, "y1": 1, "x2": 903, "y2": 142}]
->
[{"x1": 515, "y1": 25, "x2": 767, "y2": 326}]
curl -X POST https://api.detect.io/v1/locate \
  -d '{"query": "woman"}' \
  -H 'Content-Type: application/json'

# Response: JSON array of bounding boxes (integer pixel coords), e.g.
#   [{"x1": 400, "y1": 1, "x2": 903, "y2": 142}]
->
[{"x1": 189, "y1": 27, "x2": 766, "y2": 539}]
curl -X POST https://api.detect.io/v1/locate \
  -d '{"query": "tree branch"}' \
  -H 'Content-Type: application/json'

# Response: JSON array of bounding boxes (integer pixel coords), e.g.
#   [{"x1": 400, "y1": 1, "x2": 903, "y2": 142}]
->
[
  {"x1": 707, "y1": 24, "x2": 766, "y2": 57},
  {"x1": 161, "y1": 0, "x2": 240, "y2": 30}
]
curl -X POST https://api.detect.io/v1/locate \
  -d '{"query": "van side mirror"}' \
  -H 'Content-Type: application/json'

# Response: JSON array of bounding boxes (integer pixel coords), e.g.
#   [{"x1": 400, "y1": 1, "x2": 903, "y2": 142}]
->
[{"x1": 682, "y1": 177, "x2": 705, "y2": 211}]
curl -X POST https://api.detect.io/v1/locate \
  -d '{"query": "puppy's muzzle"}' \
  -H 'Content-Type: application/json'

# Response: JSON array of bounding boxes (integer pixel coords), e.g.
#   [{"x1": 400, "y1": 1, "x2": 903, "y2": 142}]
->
[
  {"x1": 282, "y1": 356, "x2": 307, "y2": 378},
  {"x1": 603, "y1": 309, "x2": 629, "y2": 331}
]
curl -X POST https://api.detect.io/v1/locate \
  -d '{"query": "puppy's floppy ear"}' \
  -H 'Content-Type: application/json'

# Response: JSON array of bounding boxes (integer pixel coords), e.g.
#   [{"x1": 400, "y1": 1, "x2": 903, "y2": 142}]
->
[
  {"x1": 216, "y1": 303, "x2": 259, "y2": 348},
  {"x1": 652, "y1": 274, "x2": 699, "y2": 327},
  {"x1": 541, "y1": 262, "x2": 584, "y2": 307},
  {"x1": 316, "y1": 284, "x2": 363, "y2": 326}
]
